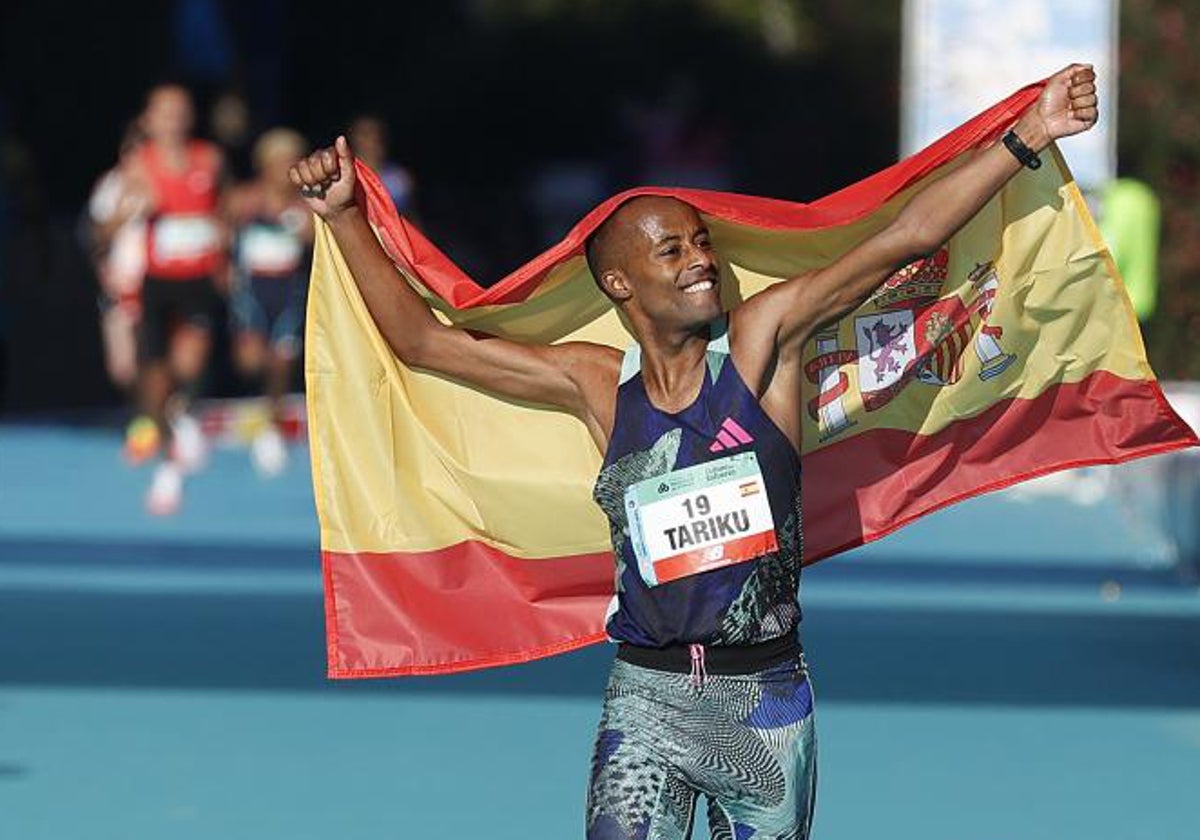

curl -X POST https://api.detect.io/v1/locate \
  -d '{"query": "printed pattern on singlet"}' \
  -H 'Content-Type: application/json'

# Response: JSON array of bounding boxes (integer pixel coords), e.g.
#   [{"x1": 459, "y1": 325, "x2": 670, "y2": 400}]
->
[{"x1": 592, "y1": 316, "x2": 803, "y2": 648}]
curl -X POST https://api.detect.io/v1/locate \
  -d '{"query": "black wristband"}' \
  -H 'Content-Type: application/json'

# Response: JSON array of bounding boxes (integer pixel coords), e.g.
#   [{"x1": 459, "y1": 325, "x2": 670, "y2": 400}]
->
[{"x1": 1002, "y1": 129, "x2": 1042, "y2": 170}]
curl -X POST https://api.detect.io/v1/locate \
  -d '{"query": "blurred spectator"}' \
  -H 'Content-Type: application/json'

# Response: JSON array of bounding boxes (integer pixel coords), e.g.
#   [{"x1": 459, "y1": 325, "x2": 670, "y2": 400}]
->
[
  {"x1": 125, "y1": 83, "x2": 227, "y2": 514},
  {"x1": 210, "y1": 89, "x2": 255, "y2": 181},
  {"x1": 527, "y1": 160, "x2": 610, "y2": 248},
  {"x1": 348, "y1": 115, "x2": 418, "y2": 217},
  {"x1": 620, "y1": 77, "x2": 734, "y2": 191},
  {"x1": 224, "y1": 127, "x2": 312, "y2": 477},
  {"x1": 86, "y1": 122, "x2": 149, "y2": 395}
]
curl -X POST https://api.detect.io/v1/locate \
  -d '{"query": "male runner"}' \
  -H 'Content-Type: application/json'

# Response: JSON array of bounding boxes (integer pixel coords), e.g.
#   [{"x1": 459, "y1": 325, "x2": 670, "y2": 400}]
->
[
  {"x1": 226, "y1": 127, "x2": 312, "y2": 476},
  {"x1": 125, "y1": 83, "x2": 226, "y2": 514},
  {"x1": 292, "y1": 65, "x2": 1098, "y2": 839}
]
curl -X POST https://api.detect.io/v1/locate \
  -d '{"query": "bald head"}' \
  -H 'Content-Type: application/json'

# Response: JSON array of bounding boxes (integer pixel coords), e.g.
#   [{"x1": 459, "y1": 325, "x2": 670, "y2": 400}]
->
[{"x1": 585, "y1": 196, "x2": 704, "y2": 297}]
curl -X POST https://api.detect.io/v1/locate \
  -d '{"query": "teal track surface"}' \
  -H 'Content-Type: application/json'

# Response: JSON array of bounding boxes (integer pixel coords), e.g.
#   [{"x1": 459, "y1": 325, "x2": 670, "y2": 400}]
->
[{"x1": 2, "y1": 425, "x2": 1199, "y2": 839}]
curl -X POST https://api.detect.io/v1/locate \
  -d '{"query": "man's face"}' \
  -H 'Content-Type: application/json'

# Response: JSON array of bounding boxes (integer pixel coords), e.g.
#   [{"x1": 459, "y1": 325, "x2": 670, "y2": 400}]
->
[
  {"x1": 610, "y1": 198, "x2": 723, "y2": 329},
  {"x1": 143, "y1": 87, "x2": 194, "y2": 143}
]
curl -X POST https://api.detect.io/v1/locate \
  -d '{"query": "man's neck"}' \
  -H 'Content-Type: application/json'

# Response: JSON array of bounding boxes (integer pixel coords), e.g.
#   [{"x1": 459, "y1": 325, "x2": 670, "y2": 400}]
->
[{"x1": 635, "y1": 320, "x2": 711, "y2": 412}]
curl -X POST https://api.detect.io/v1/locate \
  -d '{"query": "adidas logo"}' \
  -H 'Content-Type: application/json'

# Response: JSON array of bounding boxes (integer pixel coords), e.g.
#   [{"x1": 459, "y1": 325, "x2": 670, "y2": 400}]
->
[{"x1": 709, "y1": 417, "x2": 754, "y2": 453}]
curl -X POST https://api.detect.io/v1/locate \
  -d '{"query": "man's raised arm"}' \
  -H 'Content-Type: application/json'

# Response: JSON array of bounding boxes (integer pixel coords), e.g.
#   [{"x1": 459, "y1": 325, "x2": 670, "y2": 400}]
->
[
  {"x1": 756, "y1": 64, "x2": 1099, "y2": 352},
  {"x1": 290, "y1": 137, "x2": 618, "y2": 437}
]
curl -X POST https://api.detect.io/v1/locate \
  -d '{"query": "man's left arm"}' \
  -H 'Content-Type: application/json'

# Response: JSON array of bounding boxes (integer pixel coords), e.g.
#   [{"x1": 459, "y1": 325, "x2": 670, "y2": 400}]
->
[{"x1": 758, "y1": 64, "x2": 1097, "y2": 354}]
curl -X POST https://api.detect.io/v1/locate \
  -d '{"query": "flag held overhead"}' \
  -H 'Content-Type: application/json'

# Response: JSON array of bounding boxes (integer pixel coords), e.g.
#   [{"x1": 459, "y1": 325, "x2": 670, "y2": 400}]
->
[{"x1": 306, "y1": 80, "x2": 1198, "y2": 678}]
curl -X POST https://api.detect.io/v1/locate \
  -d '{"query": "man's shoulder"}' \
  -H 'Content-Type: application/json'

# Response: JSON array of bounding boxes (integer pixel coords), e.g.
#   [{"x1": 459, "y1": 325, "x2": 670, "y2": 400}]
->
[
  {"x1": 728, "y1": 284, "x2": 790, "y2": 337},
  {"x1": 726, "y1": 290, "x2": 797, "y2": 392},
  {"x1": 553, "y1": 340, "x2": 623, "y2": 371}
]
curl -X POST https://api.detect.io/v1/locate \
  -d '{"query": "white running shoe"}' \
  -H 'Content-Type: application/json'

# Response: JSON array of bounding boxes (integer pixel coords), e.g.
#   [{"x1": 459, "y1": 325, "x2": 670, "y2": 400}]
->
[
  {"x1": 170, "y1": 413, "x2": 209, "y2": 475},
  {"x1": 250, "y1": 426, "x2": 288, "y2": 478},
  {"x1": 145, "y1": 461, "x2": 183, "y2": 516}
]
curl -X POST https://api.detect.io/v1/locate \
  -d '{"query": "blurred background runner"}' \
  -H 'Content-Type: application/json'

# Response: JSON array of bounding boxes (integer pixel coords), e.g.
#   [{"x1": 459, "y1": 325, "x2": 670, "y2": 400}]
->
[
  {"x1": 225, "y1": 127, "x2": 312, "y2": 477},
  {"x1": 124, "y1": 83, "x2": 226, "y2": 514}
]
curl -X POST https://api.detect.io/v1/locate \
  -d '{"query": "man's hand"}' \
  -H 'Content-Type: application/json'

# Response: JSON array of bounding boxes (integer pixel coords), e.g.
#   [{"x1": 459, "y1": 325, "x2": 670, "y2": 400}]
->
[
  {"x1": 289, "y1": 135, "x2": 358, "y2": 220},
  {"x1": 759, "y1": 62, "x2": 1102, "y2": 372},
  {"x1": 287, "y1": 131, "x2": 619, "y2": 448},
  {"x1": 1016, "y1": 64, "x2": 1099, "y2": 151}
]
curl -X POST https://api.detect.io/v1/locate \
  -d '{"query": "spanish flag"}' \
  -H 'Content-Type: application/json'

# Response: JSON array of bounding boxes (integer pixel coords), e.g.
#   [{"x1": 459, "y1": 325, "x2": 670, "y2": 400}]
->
[{"x1": 306, "y1": 82, "x2": 1198, "y2": 678}]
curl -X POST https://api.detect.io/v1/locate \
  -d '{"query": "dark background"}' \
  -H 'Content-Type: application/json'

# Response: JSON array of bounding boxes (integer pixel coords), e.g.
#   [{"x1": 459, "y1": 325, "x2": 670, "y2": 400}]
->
[{"x1": 0, "y1": 0, "x2": 1195, "y2": 414}]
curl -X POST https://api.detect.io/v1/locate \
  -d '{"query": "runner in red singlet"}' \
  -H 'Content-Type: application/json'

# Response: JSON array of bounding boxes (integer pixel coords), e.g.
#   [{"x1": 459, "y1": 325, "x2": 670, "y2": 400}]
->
[{"x1": 125, "y1": 83, "x2": 227, "y2": 514}]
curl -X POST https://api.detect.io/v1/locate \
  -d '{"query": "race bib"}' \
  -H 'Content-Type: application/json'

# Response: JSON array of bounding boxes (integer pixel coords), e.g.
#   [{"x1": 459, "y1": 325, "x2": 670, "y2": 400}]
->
[
  {"x1": 240, "y1": 225, "x2": 303, "y2": 276},
  {"x1": 153, "y1": 215, "x2": 220, "y2": 262},
  {"x1": 625, "y1": 451, "x2": 778, "y2": 587}
]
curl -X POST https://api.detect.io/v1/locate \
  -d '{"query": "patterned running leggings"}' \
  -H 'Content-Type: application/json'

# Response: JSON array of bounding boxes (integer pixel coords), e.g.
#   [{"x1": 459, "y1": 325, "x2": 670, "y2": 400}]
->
[{"x1": 586, "y1": 655, "x2": 817, "y2": 840}]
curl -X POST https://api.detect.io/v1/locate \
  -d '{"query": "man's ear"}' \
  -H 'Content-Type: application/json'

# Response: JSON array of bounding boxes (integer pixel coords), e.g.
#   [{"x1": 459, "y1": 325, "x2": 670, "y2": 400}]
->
[{"x1": 599, "y1": 269, "x2": 633, "y2": 302}]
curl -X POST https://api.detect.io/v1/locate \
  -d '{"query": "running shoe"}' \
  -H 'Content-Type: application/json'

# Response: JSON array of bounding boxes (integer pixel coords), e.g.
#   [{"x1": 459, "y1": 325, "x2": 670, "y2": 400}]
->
[
  {"x1": 170, "y1": 412, "x2": 209, "y2": 474},
  {"x1": 124, "y1": 415, "x2": 162, "y2": 465},
  {"x1": 250, "y1": 425, "x2": 288, "y2": 478},
  {"x1": 145, "y1": 461, "x2": 183, "y2": 516}
]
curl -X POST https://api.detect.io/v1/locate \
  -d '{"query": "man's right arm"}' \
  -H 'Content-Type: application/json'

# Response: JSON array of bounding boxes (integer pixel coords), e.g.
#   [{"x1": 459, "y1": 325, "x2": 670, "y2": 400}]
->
[{"x1": 291, "y1": 138, "x2": 619, "y2": 442}]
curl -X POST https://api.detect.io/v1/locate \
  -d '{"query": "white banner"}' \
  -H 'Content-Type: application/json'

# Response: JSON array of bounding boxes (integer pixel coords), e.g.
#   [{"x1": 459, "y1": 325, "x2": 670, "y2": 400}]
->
[{"x1": 902, "y1": 0, "x2": 1118, "y2": 190}]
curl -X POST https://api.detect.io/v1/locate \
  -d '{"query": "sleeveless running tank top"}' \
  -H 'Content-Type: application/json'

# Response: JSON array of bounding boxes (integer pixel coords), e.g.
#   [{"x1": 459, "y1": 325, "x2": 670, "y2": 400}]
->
[
  {"x1": 141, "y1": 140, "x2": 222, "y2": 280},
  {"x1": 236, "y1": 207, "x2": 308, "y2": 281},
  {"x1": 592, "y1": 316, "x2": 803, "y2": 648}
]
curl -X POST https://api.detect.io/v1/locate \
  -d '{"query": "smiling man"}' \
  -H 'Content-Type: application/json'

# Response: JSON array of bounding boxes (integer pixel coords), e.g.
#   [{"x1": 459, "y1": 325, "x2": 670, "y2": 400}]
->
[{"x1": 291, "y1": 64, "x2": 1098, "y2": 840}]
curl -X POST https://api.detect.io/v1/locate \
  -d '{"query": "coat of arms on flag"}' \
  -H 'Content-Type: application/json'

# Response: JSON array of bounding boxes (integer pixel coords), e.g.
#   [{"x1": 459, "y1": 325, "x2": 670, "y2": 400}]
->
[{"x1": 816, "y1": 248, "x2": 1022, "y2": 427}]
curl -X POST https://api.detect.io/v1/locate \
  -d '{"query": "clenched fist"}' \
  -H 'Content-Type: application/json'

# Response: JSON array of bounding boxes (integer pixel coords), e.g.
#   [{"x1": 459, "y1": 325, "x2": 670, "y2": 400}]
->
[
  {"x1": 289, "y1": 135, "x2": 358, "y2": 220},
  {"x1": 1036, "y1": 64, "x2": 1100, "y2": 142}
]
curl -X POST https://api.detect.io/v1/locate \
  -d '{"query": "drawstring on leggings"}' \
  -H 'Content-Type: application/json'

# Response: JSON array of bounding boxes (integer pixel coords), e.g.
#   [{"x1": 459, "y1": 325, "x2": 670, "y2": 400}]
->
[{"x1": 688, "y1": 643, "x2": 707, "y2": 688}]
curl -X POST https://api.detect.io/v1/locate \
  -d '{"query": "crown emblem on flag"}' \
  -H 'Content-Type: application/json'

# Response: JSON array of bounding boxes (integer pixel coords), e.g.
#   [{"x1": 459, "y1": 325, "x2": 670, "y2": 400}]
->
[{"x1": 869, "y1": 248, "x2": 950, "y2": 309}]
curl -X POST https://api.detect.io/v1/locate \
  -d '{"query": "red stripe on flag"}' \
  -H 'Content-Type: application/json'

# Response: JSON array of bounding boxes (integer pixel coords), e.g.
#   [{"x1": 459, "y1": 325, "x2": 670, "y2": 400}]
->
[
  {"x1": 803, "y1": 371, "x2": 1198, "y2": 562},
  {"x1": 323, "y1": 371, "x2": 1195, "y2": 678},
  {"x1": 323, "y1": 542, "x2": 612, "y2": 678}
]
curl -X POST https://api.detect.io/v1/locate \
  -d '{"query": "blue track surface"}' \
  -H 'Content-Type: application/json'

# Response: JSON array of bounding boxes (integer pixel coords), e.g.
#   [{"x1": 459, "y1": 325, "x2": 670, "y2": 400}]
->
[{"x1": 2, "y1": 425, "x2": 1199, "y2": 839}]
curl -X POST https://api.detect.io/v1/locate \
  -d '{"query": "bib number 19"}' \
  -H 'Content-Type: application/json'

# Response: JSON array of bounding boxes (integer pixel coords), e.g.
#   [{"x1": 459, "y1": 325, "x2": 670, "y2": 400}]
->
[{"x1": 681, "y1": 494, "x2": 710, "y2": 519}]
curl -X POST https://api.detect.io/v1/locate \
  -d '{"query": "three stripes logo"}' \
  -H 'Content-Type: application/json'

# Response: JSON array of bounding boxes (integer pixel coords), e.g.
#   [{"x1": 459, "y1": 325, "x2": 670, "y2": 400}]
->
[{"x1": 708, "y1": 417, "x2": 754, "y2": 453}]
